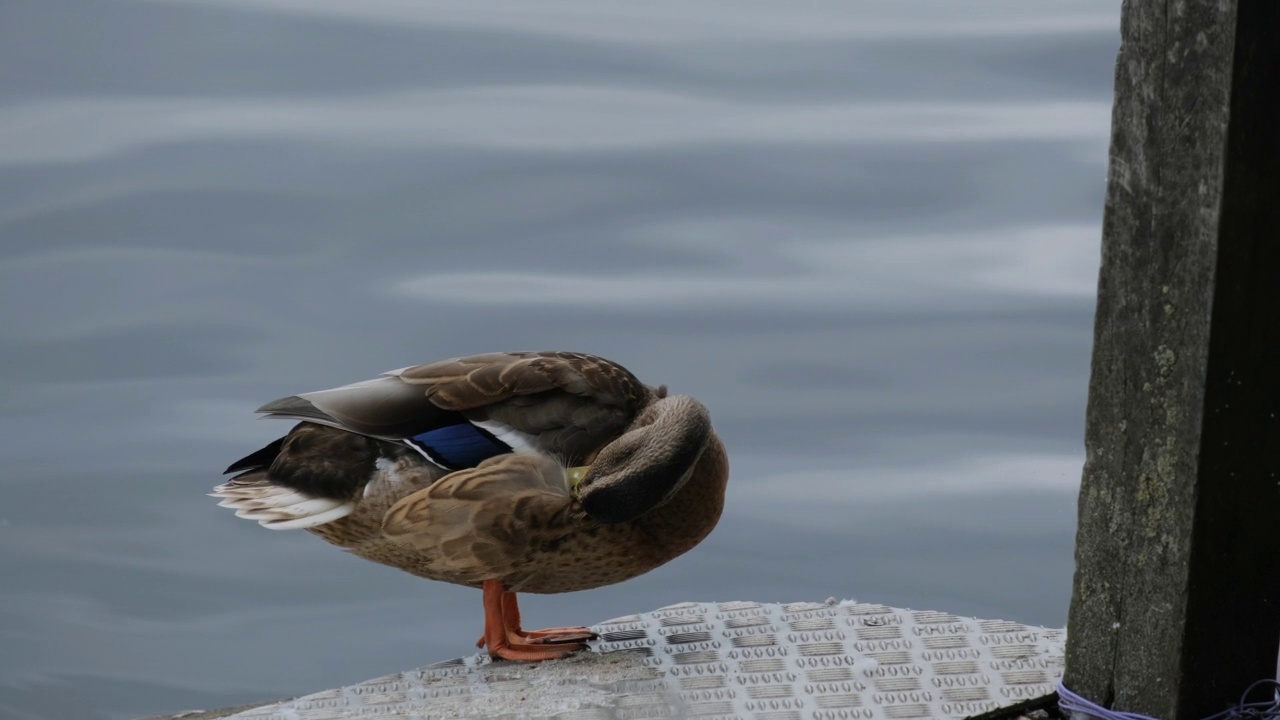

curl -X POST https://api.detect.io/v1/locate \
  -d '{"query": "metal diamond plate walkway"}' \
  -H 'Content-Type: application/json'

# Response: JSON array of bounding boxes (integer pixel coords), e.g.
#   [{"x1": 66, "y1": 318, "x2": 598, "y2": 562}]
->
[{"x1": 214, "y1": 599, "x2": 1064, "y2": 720}]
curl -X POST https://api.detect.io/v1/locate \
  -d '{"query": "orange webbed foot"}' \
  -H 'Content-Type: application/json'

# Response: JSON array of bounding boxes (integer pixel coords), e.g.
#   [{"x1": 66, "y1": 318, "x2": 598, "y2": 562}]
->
[
  {"x1": 487, "y1": 639, "x2": 585, "y2": 662},
  {"x1": 475, "y1": 626, "x2": 596, "y2": 648},
  {"x1": 479, "y1": 580, "x2": 595, "y2": 661}
]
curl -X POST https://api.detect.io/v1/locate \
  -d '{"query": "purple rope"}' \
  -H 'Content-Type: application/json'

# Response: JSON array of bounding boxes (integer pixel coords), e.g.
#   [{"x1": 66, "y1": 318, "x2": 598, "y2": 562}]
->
[
  {"x1": 1057, "y1": 682, "x2": 1162, "y2": 720},
  {"x1": 1057, "y1": 679, "x2": 1280, "y2": 720}
]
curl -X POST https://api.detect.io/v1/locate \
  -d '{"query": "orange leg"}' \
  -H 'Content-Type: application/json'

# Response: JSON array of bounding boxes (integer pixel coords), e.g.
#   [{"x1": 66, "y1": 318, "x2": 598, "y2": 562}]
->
[{"x1": 478, "y1": 579, "x2": 597, "y2": 661}]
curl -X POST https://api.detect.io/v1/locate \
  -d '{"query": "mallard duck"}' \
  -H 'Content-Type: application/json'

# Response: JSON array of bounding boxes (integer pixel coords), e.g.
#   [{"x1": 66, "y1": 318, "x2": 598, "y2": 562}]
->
[{"x1": 214, "y1": 351, "x2": 728, "y2": 661}]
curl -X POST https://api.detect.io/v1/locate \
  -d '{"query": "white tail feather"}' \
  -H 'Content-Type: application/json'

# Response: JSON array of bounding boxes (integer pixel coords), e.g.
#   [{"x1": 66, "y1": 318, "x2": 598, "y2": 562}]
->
[
  {"x1": 212, "y1": 481, "x2": 353, "y2": 530},
  {"x1": 216, "y1": 489, "x2": 311, "y2": 510},
  {"x1": 260, "y1": 504, "x2": 356, "y2": 530},
  {"x1": 233, "y1": 497, "x2": 345, "y2": 521}
]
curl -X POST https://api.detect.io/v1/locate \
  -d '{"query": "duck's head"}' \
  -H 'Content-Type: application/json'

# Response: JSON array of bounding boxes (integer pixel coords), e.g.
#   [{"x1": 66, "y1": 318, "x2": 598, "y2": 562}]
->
[{"x1": 574, "y1": 395, "x2": 713, "y2": 524}]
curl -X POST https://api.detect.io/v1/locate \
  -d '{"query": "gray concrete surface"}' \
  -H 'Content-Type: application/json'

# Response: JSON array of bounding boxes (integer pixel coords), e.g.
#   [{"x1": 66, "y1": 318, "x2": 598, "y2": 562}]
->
[{"x1": 145, "y1": 599, "x2": 1065, "y2": 720}]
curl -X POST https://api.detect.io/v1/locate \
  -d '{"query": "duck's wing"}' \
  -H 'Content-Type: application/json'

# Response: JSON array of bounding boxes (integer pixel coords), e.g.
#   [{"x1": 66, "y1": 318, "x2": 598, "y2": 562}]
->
[{"x1": 256, "y1": 351, "x2": 655, "y2": 468}]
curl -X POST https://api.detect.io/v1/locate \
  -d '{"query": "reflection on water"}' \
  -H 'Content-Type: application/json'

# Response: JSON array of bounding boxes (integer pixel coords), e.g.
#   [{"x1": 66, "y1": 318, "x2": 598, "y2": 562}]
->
[{"x1": 0, "y1": 1, "x2": 1117, "y2": 718}]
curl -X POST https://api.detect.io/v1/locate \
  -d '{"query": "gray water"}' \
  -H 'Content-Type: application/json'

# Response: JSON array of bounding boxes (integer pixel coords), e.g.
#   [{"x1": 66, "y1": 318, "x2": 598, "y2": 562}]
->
[{"x1": 0, "y1": 1, "x2": 1119, "y2": 718}]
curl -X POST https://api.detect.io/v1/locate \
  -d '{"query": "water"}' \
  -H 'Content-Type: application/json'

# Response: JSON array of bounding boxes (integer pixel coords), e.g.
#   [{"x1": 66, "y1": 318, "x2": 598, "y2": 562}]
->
[{"x1": 0, "y1": 1, "x2": 1118, "y2": 718}]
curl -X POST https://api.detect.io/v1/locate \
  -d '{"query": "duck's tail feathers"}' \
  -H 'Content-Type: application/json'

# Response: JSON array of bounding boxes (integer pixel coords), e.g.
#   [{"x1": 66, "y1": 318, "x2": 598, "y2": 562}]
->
[
  {"x1": 224, "y1": 436, "x2": 285, "y2": 476},
  {"x1": 211, "y1": 474, "x2": 355, "y2": 530}
]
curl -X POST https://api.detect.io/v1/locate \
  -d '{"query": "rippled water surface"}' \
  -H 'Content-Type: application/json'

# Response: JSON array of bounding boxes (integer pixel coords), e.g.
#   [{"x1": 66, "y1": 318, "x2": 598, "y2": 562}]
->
[{"x1": 0, "y1": 1, "x2": 1119, "y2": 718}]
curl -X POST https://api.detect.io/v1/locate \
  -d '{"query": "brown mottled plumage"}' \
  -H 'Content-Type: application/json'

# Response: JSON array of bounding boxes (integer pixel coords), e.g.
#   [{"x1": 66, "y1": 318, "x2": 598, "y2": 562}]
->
[{"x1": 215, "y1": 351, "x2": 729, "y2": 661}]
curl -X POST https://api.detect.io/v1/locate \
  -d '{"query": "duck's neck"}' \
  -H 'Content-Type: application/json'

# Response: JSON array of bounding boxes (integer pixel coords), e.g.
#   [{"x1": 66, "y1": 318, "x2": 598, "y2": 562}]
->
[{"x1": 635, "y1": 433, "x2": 729, "y2": 554}]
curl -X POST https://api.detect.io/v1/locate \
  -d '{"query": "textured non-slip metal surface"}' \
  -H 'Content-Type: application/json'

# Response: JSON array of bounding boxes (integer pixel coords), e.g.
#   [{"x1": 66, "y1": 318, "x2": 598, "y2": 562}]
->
[{"x1": 229, "y1": 600, "x2": 1064, "y2": 720}]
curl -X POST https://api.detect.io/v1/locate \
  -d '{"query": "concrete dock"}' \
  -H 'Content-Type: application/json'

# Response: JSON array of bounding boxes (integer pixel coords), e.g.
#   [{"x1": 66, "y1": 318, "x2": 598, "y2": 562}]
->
[{"x1": 149, "y1": 599, "x2": 1064, "y2": 720}]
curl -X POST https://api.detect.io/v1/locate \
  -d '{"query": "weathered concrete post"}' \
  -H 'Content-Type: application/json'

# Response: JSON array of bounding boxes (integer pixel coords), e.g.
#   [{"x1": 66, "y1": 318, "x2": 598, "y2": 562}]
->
[{"x1": 1063, "y1": 0, "x2": 1280, "y2": 718}]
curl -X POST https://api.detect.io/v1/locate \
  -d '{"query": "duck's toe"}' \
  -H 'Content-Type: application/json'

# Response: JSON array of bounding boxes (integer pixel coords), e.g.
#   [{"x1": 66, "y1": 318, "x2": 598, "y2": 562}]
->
[
  {"x1": 519, "y1": 626, "x2": 599, "y2": 644},
  {"x1": 487, "y1": 639, "x2": 587, "y2": 662}
]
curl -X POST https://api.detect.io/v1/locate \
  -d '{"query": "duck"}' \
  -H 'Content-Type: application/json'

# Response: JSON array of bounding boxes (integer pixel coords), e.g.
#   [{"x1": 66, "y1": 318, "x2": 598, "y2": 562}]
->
[{"x1": 214, "y1": 351, "x2": 729, "y2": 661}]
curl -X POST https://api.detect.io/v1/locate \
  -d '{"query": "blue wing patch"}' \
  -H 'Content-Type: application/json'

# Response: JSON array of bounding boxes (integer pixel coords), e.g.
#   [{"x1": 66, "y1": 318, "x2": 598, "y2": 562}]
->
[{"x1": 407, "y1": 423, "x2": 511, "y2": 470}]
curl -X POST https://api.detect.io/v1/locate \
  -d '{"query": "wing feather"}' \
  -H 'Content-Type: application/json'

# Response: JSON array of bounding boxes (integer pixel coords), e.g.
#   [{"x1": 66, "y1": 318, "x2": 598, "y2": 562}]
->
[
  {"x1": 254, "y1": 352, "x2": 653, "y2": 465},
  {"x1": 397, "y1": 351, "x2": 652, "y2": 462}
]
